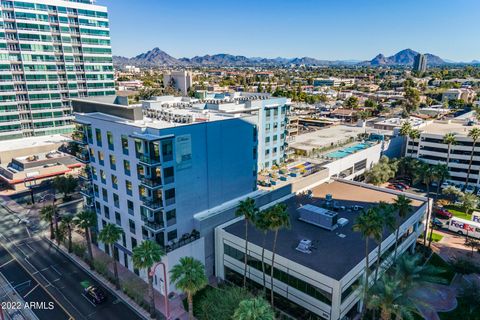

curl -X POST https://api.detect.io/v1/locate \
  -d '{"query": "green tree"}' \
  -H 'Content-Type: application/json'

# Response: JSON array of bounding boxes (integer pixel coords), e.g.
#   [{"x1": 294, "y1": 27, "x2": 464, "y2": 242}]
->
[
  {"x1": 392, "y1": 195, "x2": 412, "y2": 260},
  {"x1": 198, "y1": 285, "x2": 252, "y2": 320},
  {"x1": 466, "y1": 128, "x2": 480, "y2": 186},
  {"x1": 353, "y1": 207, "x2": 383, "y2": 316},
  {"x1": 52, "y1": 175, "x2": 78, "y2": 200},
  {"x1": 40, "y1": 205, "x2": 56, "y2": 240},
  {"x1": 403, "y1": 87, "x2": 420, "y2": 115},
  {"x1": 456, "y1": 282, "x2": 480, "y2": 319},
  {"x1": 170, "y1": 257, "x2": 208, "y2": 320},
  {"x1": 461, "y1": 193, "x2": 479, "y2": 215},
  {"x1": 233, "y1": 298, "x2": 275, "y2": 320},
  {"x1": 59, "y1": 215, "x2": 74, "y2": 253},
  {"x1": 399, "y1": 121, "x2": 412, "y2": 156},
  {"x1": 344, "y1": 96, "x2": 359, "y2": 109},
  {"x1": 365, "y1": 156, "x2": 398, "y2": 186},
  {"x1": 132, "y1": 240, "x2": 164, "y2": 318},
  {"x1": 235, "y1": 198, "x2": 258, "y2": 288},
  {"x1": 443, "y1": 132, "x2": 457, "y2": 165},
  {"x1": 73, "y1": 210, "x2": 97, "y2": 269},
  {"x1": 265, "y1": 204, "x2": 290, "y2": 306},
  {"x1": 98, "y1": 223, "x2": 123, "y2": 290},
  {"x1": 419, "y1": 163, "x2": 436, "y2": 246},
  {"x1": 407, "y1": 129, "x2": 420, "y2": 157},
  {"x1": 254, "y1": 210, "x2": 271, "y2": 290},
  {"x1": 394, "y1": 254, "x2": 447, "y2": 288},
  {"x1": 375, "y1": 202, "x2": 396, "y2": 280}
]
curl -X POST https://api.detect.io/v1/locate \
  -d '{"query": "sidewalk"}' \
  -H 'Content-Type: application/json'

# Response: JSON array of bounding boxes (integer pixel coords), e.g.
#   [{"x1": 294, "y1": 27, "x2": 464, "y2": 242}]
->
[{"x1": 54, "y1": 230, "x2": 189, "y2": 320}]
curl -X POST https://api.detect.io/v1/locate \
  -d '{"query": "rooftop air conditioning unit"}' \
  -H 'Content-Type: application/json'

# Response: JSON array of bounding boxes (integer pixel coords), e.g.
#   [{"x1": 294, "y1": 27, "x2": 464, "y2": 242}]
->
[
  {"x1": 295, "y1": 239, "x2": 312, "y2": 254},
  {"x1": 298, "y1": 204, "x2": 339, "y2": 230}
]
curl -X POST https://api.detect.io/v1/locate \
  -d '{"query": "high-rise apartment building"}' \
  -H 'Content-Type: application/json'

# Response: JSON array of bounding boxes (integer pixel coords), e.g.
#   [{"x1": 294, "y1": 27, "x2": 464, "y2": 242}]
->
[
  {"x1": 413, "y1": 53, "x2": 427, "y2": 73},
  {"x1": 0, "y1": 0, "x2": 115, "y2": 141}
]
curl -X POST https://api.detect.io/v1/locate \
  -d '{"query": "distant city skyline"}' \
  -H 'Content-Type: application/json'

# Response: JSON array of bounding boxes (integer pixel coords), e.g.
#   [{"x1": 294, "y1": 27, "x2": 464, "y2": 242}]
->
[{"x1": 101, "y1": 0, "x2": 480, "y2": 62}]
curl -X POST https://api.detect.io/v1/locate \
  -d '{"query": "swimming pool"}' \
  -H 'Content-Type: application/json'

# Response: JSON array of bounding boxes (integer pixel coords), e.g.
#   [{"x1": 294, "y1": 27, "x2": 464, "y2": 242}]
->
[{"x1": 326, "y1": 143, "x2": 372, "y2": 159}]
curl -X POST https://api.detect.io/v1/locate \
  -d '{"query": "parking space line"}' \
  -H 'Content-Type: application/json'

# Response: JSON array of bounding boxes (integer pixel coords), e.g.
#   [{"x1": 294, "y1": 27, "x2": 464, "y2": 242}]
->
[
  {"x1": 0, "y1": 258, "x2": 14, "y2": 268},
  {"x1": 51, "y1": 265, "x2": 62, "y2": 276},
  {"x1": 23, "y1": 284, "x2": 39, "y2": 298},
  {"x1": 82, "y1": 293, "x2": 97, "y2": 307}
]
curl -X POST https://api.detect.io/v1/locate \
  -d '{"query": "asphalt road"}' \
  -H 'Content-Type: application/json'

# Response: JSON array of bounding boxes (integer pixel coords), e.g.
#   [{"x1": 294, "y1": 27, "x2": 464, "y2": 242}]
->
[{"x1": 0, "y1": 202, "x2": 145, "y2": 320}]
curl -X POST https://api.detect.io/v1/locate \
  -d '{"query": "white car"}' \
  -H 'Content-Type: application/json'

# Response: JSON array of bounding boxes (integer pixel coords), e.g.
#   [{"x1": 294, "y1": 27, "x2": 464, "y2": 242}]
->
[
  {"x1": 440, "y1": 182, "x2": 450, "y2": 189},
  {"x1": 465, "y1": 185, "x2": 475, "y2": 194}
]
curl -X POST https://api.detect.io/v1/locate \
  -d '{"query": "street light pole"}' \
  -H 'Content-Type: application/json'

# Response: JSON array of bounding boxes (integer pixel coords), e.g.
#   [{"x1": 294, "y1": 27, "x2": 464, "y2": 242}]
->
[{"x1": 149, "y1": 262, "x2": 169, "y2": 320}]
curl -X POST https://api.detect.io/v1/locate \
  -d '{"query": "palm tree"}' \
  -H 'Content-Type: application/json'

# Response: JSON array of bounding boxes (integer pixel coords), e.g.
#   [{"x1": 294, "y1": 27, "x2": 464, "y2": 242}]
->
[
  {"x1": 59, "y1": 215, "x2": 74, "y2": 253},
  {"x1": 98, "y1": 223, "x2": 123, "y2": 290},
  {"x1": 375, "y1": 202, "x2": 396, "y2": 280},
  {"x1": 73, "y1": 210, "x2": 97, "y2": 269},
  {"x1": 254, "y1": 210, "x2": 270, "y2": 291},
  {"x1": 392, "y1": 195, "x2": 412, "y2": 260},
  {"x1": 433, "y1": 164, "x2": 450, "y2": 203},
  {"x1": 399, "y1": 121, "x2": 412, "y2": 157},
  {"x1": 407, "y1": 129, "x2": 421, "y2": 157},
  {"x1": 353, "y1": 207, "x2": 383, "y2": 316},
  {"x1": 233, "y1": 297, "x2": 275, "y2": 320},
  {"x1": 132, "y1": 240, "x2": 164, "y2": 319},
  {"x1": 443, "y1": 132, "x2": 457, "y2": 165},
  {"x1": 394, "y1": 254, "x2": 447, "y2": 289},
  {"x1": 367, "y1": 273, "x2": 418, "y2": 320},
  {"x1": 420, "y1": 164, "x2": 437, "y2": 246},
  {"x1": 235, "y1": 198, "x2": 258, "y2": 288},
  {"x1": 466, "y1": 128, "x2": 480, "y2": 187},
  {"x1": 170, "y1": 257, "x2": 208, "y2": 320},
  {"x1": 265, "y1": 203, "x2": 290, "y2": 306},
  {"x1": 39, "y1": 205, "x2": 55, "y2": 240}
]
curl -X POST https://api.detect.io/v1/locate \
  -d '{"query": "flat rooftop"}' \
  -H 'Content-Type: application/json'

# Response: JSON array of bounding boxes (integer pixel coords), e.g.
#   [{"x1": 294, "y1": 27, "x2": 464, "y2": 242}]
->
[
  {"x1": 0, "y1": 135, "x2": 69, "y2": 153},
  {"x1": 289, "y1": 125, "x2": 390, "y2": 153},
  {"x1": 420, "y1": 121, "x2": 480, "y2": 136},
  {"x1": 224, "y1": 180, "x2": 425, "y2": 280}
]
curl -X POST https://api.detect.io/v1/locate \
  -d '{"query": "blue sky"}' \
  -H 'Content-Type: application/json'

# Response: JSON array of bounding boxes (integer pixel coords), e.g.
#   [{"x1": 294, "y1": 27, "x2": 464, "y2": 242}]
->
[{"x1": 99, "y1": 0, "x2": 480, "y2": 62}]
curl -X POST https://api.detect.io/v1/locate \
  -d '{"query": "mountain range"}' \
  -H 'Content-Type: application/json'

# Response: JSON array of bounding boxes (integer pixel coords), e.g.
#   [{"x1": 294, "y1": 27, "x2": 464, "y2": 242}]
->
[{"x1": 113, "y1": 47, "x2": 473, "y2": 68}]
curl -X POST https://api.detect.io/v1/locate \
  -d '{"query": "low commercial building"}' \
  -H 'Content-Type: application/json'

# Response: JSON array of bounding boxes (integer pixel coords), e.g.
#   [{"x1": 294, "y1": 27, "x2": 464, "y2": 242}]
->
[
  {"x1": 373, "y1": 117, "x2": 427, "y2": 131},
  {"x1": 313, "y1": 78, "x2": 356, "y2": 87},
  {"x1": 215, "y1": 180, "x2": 428, "y2": 320},
  {"x1": 442, "y1": 88, "x2": 476, "y2": 103}
]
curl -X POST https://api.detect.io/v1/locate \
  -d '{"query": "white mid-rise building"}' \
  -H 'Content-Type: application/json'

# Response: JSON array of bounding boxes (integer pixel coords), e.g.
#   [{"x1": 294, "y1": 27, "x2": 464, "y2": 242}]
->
[{"x1": 163, "y1": 70, "x2": 193, "y2": 96}]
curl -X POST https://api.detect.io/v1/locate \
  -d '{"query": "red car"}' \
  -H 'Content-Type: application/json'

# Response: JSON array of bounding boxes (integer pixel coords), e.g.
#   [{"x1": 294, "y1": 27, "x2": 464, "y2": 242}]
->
[
  {"x1": 386, "y1": 184, "x2": 397, "y2": 190},
  {"x1": 395, "y1": 182, "x2": 410, "y2": 190},
  {"x1": 433, "y1": 207, "x2": 453, "y2": 219}
]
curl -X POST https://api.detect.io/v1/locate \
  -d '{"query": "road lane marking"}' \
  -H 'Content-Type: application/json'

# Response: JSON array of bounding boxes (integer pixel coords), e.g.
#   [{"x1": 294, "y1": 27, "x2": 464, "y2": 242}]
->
[
  {"x1": 0, "y1": 258, "x2": 14, "y2": 268},
  {"x1": 23, "y1": 284, "x2": 39, "y2": 298},
  {"x1": 51, "y1": 265, "x2": 62, "y2": 276}
]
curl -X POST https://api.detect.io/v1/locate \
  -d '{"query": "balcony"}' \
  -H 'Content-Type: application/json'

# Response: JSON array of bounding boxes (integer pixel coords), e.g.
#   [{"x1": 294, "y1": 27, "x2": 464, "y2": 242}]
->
[
  {"x1": 140, "y1": 176, "x2": 162, "y2": 188},
  {"x1": 138, "y1": 154, "x2": 161, "y2": 166},
  {"x1": 141, "y1": 215, "x2": 165, "y2": 233},
  {"x1": 80, "y1": 186, "x2": 93, "y2": 198},
  {"x1": 141, "y1": 196, "x2": 163, "y2": 211},
  {"x1": 71, "y1": 130, "x2": 88, "y2": 145},
  {"x1": 78, "y1": 167, "x2": 92, "y2": 180},
  {"x1": 75, "y1": 150, "x2": 90, "y2": 163}
]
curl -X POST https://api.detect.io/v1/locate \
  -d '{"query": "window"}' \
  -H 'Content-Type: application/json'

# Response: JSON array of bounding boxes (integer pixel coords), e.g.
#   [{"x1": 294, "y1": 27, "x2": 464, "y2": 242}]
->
[
  {"x1": 113, "y1": 193, "x2": 119, "y2": 208},
  {"x1": 95, "y1": 128, "x2": 102, "y2": 146},
  {"x1": 161, "y1": 140, "x2": 173, "y2": 161},
  {"x1": 164, "y1": 188, "x2": 175, "y2": 205},
  {"x1": 98, "y1": 151, "x2": 104, "y2": 166},
  {"x1": 131, "y1": 237, "x2": 137, "y2": 249},
  {"x1": 127, "y1": 200, "x2": 134, "y2": 215},
  {"x1": 91, "y1": 167, "x2": 97, "y2": 180},
  {"x1": 126, "y1": 180, "x2": 132, "y2": 196},
  {"x1": 121, "y1": 135, "x2": 129, "y2": 155},
  {"x1": 163, "y1": 167, "x2": 174, "y2": 184},
  {"x1": 166, "y1": 209, "x2": 176, "y2": 227},
  {"x1": 100, "y1": 169, "x2": 106, "y2": 184},
  {"x1": 167, "y1": 229, "x2": 177, "y2": 241},
  {"x1": 104, "y1": 205, "x2": 110, "y2": 219},
  {"x1": 123, "y1": 160, "x2": 131, "y2": 176},
  {"x1": 107, "y1": 131, "x2": 114, "y2": 150},
  {"x1": 109, "y1": 154, "x2": 116, "y2": 170},
  {"x1": 102, "y1": 188, "x2": 108, "y2": 202},
  {"x1": 115, "y1": 211, "x2": 121, "y2": 225},
  {"x1": 111, "y1": 174, "x2": 118, "y2": 189},
  {"x1": 129, "y1": 219, "x2": 136, "y2": 234},
  {"x1": 93, "y1": 184, "x2": 99, "y2": 197}
]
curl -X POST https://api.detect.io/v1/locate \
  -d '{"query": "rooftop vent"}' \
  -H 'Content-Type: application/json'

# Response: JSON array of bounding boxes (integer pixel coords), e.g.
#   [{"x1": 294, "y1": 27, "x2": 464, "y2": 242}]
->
[
  {"x1": 298, "y1": 204, "x2": 338, "y2": 231},
  {"x1": 295, "y1": 239, "x2": 312, "y2": 254},
  {"x1": 337, "y1": 218, "x2": 349, "y2": 227}
]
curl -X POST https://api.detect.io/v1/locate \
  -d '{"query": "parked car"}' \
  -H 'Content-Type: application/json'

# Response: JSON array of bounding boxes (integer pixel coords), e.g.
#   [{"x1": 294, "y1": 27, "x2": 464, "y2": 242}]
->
[
  {"x1": 83, "y1": 285, "x2": 106, "y2": 304},
  {"x1": 393, "y1": 183, "x2": 406, "y2": 191},
  {"x1": 386, "y1": 184, "x2": 397, "y2": 190},
  {"x1": 431, "y1": 218, "x2": 445, "y2": 229},
  {"x1": 465, "y1": 185, "x2": 476, "y2": 194},
  {"x1": 440, "y1": 182, "x2": 450, "y2": 189},
  {"x1": 433, "y1": 207, "x2": 453, "y2": 219},
  {"x1": 395, "y1": 182, "x2": 410, "y2": 190},
  {"x1": 431, "y1": 181, "x2": 438, "y2": 187}
]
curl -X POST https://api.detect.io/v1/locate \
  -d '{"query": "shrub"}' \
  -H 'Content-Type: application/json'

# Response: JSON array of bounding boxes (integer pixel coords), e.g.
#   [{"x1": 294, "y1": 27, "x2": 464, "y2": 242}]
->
[
  {"x1": 196, "y1": 285, "x2": 253, "y2": 320},
  {"x1": 449, "y1": 257, "x2": 480, "y2": 274},
  {"x1": 72, "y1": 242, "x2": 86, "y2": 258}
]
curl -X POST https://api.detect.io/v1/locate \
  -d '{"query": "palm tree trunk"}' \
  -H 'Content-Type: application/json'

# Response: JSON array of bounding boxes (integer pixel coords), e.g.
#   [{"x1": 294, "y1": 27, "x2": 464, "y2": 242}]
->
[
  {"x1": 243, "y1": 218, "x2": 248, "y2": 288},
  {"x1": 446, "y1": 144, "x2": 451, "y2": 165},
  {"x1": 393, "y1": 227, "x2": 400, "y2": 261},
  {"x1": 85, "y1": 227, "x2": 94, "y2": 269},
  {"x1": 423, "y1": 189, "x2": 431, "y2": 247},
  {"x1": 148, "y1": 274, "x2": 156, "y2": 319},
  {"x1": 261, "y1": 231, "x2": 267, "y2": 293},
  {"x1": 466, "y1": 142, "x2": 476, "y2": 187},
  {"x1": 375, "y1": 236, "x2": 383, "y2": 280},
  {"x1": 270, "y1": 230, "x2": 279, "y2": 306},
  {"x1": 187, "y1": 292, "x2": 194, "y2": 320},
  {"x1": 111, "y1": 244, "x2": 120, "y2": 290},
  {"x1": 381, "y1": 307, "x2": 391, "y2": 320},
  {"x1": 68, "y1": 227, "x2": 72, "y2": 253},
  {"x1": 362, "y1": 237, "x2": 370, "y2": 317},
  {"x1": 49, "y1": 220, "x2": 54, "y2": 240}
]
